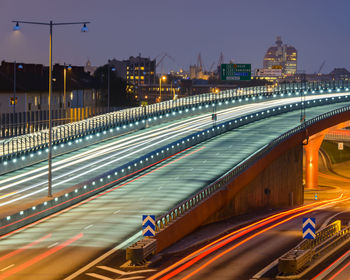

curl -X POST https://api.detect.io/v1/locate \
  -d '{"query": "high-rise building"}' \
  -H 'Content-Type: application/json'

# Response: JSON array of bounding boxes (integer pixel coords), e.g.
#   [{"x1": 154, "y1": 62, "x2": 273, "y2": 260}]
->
[
  {"x1": 263, "y1": 36, "x2": 297, "y2": 76},
  {"x1": 110, "y1": 55, "x2": 156, "y2": 95}
]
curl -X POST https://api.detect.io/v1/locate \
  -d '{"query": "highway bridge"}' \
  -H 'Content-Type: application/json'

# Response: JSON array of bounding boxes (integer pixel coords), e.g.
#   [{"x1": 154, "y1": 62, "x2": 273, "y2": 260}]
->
[{"x1": 0, "y1": 81, "x2": 350, "y2": 279}]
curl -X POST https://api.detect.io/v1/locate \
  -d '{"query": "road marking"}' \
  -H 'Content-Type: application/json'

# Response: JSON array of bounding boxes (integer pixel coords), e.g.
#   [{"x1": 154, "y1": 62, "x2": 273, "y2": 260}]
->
[
  {"x1": 85, "y1": 273, "x2": 112, "y2": 280},
  {"x1": 64, "y1": 231, "x2": 142, "y2": 280},
  {"x1": 84, "y1": 224, "x2": 94, "y2": 230},
  {"x1": 98, "y1": 265, "x2": 156, "y2": 275},
  {"x1": 113, "y1": 210, "x2": 120, "y2": 214},
  {"x1": 48, "y1": 242, "x2": 59, "y2": 248},
  {"x1": 0, "y1": 264, "x2": 15, "y2": 272},
  {"x1": 250, "y1": 259, "x2": 278, "y2": 279},
  {"x1": 321, "y1": 210, "x2": 349, "y2": 229}
]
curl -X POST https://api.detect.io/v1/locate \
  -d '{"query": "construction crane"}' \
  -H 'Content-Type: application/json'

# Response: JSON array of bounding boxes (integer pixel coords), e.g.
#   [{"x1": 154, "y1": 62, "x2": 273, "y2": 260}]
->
[
  {"x1": 217, "y1": 52, "x2": 224, "y2": 68},
  {"x1": 208, "y1": 62, "x2": 215, "y2": 72},
  {"x1": 317, "y1": 60, "x2": 326, "y2": 75},
  {"x1": 197, "y1": 53, "x2": 204, "y2": 72},
  {"x1": 154, "y1": 52, "x2": 175, "y2": 75}
]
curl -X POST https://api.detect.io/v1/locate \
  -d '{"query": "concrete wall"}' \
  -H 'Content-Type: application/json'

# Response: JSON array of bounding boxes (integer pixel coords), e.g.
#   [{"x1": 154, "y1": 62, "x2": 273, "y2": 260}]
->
[{"x1": 208, "y1": 144, "x2": 303, "y2": 222}]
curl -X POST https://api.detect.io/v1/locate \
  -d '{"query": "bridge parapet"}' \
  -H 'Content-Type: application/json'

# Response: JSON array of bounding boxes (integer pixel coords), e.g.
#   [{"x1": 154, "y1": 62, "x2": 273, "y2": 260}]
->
[{"x1": 1, "y1": 80, "x2": 349, "y2": 169}]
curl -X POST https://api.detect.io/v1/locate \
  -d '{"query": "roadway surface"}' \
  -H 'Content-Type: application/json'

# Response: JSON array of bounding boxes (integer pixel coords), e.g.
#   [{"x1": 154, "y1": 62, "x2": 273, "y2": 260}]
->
[
  {"x1": 142, "y1": 201, "x2": 350, "y2": 280},
  {"x1": 0, "y1": 93, "x2": 347, "y2": 216},
  {"x1": 0, "y1": 100, "x2": 348, "y2": 279}
]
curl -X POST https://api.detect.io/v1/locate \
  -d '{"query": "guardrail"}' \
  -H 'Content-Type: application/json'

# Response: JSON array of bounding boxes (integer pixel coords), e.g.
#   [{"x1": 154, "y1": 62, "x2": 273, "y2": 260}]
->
[
  {"x1": 278, "y1": 221, "x2": 341, "y2": 274},
  {"x1": 154, "y1": 95, "x2": 350, "y2": 232},
  {"x1": 277, "y1": 221, "x2": 350, "y2": 279},
  {"x1": 1, "y1": 93, "x2": 348, "y2": 239},
  {"x1": 1, "y1": 80, "x2": 349, "y2": 160},
  {"x1": 324, "y1": 131, "x2": 350, "y2": 142}
]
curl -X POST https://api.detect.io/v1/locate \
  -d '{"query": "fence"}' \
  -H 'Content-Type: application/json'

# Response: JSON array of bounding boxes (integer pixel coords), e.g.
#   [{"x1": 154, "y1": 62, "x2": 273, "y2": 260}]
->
[
  {"x1": 0, "y1": 106, "x2": 118, "y2": 138},
  {"x1": 1, "y1": 80, "x2": 350, "y2": 160}
]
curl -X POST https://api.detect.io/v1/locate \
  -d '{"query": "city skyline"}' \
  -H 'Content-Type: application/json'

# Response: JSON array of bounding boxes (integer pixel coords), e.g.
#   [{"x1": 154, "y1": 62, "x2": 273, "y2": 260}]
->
[{"x1": 0, "y1": 0, "x2": 349, "y2": 74}]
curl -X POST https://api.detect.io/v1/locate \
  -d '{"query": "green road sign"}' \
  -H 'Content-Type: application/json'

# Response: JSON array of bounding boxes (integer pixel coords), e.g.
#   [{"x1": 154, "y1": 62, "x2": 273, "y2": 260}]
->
[{"x1": 221, "y1": 64, "x2": 251, "y2": 81}]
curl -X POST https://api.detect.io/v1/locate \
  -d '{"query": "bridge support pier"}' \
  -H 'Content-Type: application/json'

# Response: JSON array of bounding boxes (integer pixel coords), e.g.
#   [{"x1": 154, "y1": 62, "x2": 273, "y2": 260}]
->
[{"x1": 304, "y1": 132, "x2": 326, "y2": 189}]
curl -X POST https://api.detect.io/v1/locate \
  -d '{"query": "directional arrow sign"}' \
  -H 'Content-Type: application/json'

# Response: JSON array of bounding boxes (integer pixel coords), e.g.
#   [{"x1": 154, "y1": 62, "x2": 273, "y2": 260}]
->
[
  {"x1": 303, "y1": 218, "x2": 316, "y2": 239},
  {"x1": 142, "y1": 215, "x2": 155, "y2": 237}
]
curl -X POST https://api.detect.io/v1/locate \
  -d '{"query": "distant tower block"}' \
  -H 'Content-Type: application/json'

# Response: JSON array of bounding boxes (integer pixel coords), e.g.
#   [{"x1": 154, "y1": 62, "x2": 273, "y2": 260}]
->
[{"x1": 263, "y1": 36, "x2": 297, "y2": 76}]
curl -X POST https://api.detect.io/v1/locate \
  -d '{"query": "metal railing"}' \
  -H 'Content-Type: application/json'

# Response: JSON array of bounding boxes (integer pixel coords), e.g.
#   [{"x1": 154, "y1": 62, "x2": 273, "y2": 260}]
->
[{"x1": 1, "y1": 80, "x2": 350, "y2": 159}]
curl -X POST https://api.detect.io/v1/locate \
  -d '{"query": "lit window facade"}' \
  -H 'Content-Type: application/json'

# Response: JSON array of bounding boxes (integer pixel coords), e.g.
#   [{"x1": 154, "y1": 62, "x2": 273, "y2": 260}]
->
[{"x1": 263, "y1": 36, "x2": 297, "y2": 76}]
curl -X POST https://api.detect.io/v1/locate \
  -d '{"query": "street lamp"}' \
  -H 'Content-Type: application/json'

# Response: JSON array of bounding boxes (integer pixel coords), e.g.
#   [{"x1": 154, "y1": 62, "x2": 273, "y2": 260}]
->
[
  {"x1": 159, "y1": 75, "x2": 166, "y2": 102},
  {"x1": 12, "y1": 20, "x2": 90, "y2": 197},
  {"x1": 107, "y1": 60, "x2": 116, "y2": 112},
  {"x1": 63, "y1": 63, "x2": 72, "y2": 110}
]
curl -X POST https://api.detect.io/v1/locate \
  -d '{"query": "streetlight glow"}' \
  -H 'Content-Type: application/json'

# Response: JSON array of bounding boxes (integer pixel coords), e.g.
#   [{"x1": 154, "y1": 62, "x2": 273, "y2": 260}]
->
[
  {"x1": 81, "y1": 23, "x2": 88, "y2": 32},
  {"x1": 159, "y1": 75, "x2": 167, "y2": 102},
  {"x1": 13, "y1": 22, "x2": 20, "y2": 31}
]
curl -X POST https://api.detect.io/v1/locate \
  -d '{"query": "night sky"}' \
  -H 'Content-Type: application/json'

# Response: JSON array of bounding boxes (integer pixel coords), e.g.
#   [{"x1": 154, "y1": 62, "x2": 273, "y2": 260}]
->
[{"x1": 1, "y1": 0, "x2": 349, "y2": 74}]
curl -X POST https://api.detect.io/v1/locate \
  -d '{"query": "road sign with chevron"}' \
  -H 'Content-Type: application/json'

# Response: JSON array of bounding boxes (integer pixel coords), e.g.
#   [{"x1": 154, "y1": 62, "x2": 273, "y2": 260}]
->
[
  {"x1": 142, "y1": 215, "x2": 156, "y2": 237},
  {"x1": 303, "y1": 217, "x2": 316, "y2": 239}
]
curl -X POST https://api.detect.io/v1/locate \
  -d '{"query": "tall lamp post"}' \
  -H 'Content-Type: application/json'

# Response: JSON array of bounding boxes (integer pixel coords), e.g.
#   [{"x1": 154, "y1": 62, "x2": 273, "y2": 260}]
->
[
  {"x1": 159, "y1": 75, "x2": 166, "y2": 102},
  {"x1": 12, "y1": 20, "x2": 90, "y2": 197},
  {"x1": 107, "y1": 60, "x2": 116, "y2": 113},
  {"x1": 63, "y1": 63, "x2": 72, "y2": 110}
]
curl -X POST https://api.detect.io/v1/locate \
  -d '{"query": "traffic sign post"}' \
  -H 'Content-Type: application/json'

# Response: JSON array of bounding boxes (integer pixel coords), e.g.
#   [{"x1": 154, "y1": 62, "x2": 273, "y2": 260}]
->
[
  {"x1": 142, "y1": 215, "x2": 156, "y2": 237},
  {"x1": 303, "y1": 218, "x2": 316, "y2": 239},
  {"x1": 221, "y1": 64, "x2": 251, "y2": 81}
]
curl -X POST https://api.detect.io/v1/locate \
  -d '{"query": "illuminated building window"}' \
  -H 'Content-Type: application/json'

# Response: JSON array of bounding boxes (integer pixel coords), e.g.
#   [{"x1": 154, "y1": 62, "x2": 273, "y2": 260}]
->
[
  {"x1": 135, "y1": 76, "x2": 139, "y2": 79},
  {"x1": 140, "y1": 67, "x2": 144, "y2": 70},
  {"x1": 141, "y1": 76, "x2": 144, "y2": 80},
  {"x1": 130, "y1": 76, "x2": 134, "y2": 79}
]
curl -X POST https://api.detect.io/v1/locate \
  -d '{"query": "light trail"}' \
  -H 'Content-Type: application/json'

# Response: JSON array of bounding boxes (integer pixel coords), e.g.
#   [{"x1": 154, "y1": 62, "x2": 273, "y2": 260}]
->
[
  {"x1": 0, "y1": 146, "x2": 204, "y2": 240},
  {"x1": 148, "y1": 195, "x2": 347, "y2": 280},
  {"x1": 0, "y1": 233, "x2": 51, "y2": 263},
  {"x1": 0, "y1": 93, "x2": 347, "y2": 207},
  {"x1": 312, "y1": 249, "x2": 350, "y2": 280},
  {"x1": 0, "y1": 99, "x2": 286, "y2": 204},
  {"x1": 164, "y1": 196, "x2": 350, "y2": 280},
  {"x1": 0, "y1": 232, "x2": 83, "y2": 280}
]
